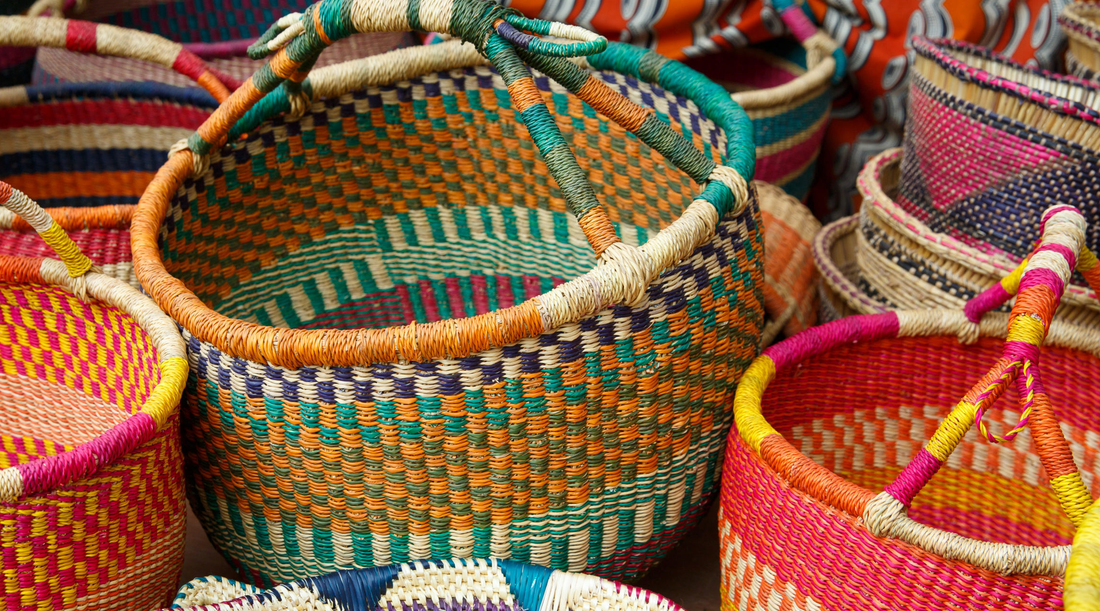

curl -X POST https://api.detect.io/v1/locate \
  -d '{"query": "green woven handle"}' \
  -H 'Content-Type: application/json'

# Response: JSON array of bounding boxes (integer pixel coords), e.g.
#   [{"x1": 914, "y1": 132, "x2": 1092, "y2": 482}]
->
[{"x1": 181, "y1": 0, "x2": 755, "y2": 259}]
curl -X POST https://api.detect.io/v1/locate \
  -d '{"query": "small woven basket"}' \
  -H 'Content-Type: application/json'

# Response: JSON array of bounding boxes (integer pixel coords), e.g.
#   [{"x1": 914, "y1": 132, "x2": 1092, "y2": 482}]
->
[
  {"x1": 168, "y1": 558, "x2": 685, "y2": 611},
  {"x1": 900, "y1": 36, "x2": 1100, "y2": 262},
  {"x1": 132, "y1": 0, "x2": 763, "y2": 585},
  {"x1": 814, "y1": 148, "x2": 1100, "y2": 330},
  {"x1": 722, "y1": 205, "x2": 1100, "y2": 610},
  {"x1": 686, "y1": 1, "x2": 844, "y2": 201},
  {"x1": 756, "y1": 180, "x2": 819, "y2": 344},
  {"x1": 0, "y1": 182, "x2": 188, "y2": 611},
  {"x1": 1060, "y1": 2, "x2": 1100, "y2": 82}
]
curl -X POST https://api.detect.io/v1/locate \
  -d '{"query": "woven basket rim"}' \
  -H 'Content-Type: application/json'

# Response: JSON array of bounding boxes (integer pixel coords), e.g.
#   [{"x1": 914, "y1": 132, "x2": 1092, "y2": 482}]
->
[
  {"x1": 0, "y1": 205, "x2": 133, "y2": 232},
  {"x1": 912, "y1": 35, "x2": 1100, "y2": 127},
  {"x1": 1060, "y1": 2, "x2": 1100, "y2": 45},
  {"x1": 131, "y1": 38, "x2": 760, "y2": 368},
  {"x1": 0, "y1": 79, "x2": 222, "y2": 109}
]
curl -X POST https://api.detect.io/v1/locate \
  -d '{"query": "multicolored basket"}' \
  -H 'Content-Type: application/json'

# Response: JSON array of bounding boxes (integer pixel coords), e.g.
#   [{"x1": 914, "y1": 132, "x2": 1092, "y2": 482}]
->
[
  {"x1": 31, "y1": 0, "x2": 413, "y2": 89},
  {"x1": 900, "y1": 36, "x2": 1100, "y2": 262},
  {"x1": 756, "y1": 180, "x2": 819, "y2": 344},
  {"x1": 1060, "y1": 2, "x2": 1100, "y2": 82},
  {"x1": 685, "y1": 1, "x2": 844, "y2": 202},
  {"x1": 721, "y1": 205, "x2": 1100, "y2": 610},
  {"x1": 167, "y1": 559, "x2": 685, "y2": 611},
  {"x1": 0, "y1": 182, "x2": 188, "y2": 611},
  {"x1": 813, "y1": 148, "x2": 1100, "y2": 329},
  {"x1": 131, "y1": 0, "x2": 763, "y2": 586}
]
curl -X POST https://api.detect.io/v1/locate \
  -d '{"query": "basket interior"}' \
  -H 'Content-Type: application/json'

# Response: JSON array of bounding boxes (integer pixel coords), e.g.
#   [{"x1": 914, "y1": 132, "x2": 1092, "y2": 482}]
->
[
  {"x1": 164, "y1": 66, "x2": 724, "y2": 331},
  {"x1": 0, "y1": 283, "x2": 160, "y2": 468},
  {"x1": 762, "y1": 335, "x2": 1100, "y2": 546}
]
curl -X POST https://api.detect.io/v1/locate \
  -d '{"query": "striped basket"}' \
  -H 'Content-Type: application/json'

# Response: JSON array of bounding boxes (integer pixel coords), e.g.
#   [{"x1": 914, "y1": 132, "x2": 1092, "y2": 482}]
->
[
  {"x1": 131, "y1": 0, "x2": 763, "y2": 585},
  {"x1": 756, "y1": 180, "x2": 819, "y2": 344},
  {"x1": 813, "y1": 148, "x2": 1100, "y2": 329},
  {"x1": 0, "y1": 182, "x2": 188, "y2": 611},
  {"x1": 685, "y1": 0, "x2": 844, "y2": 201},
  {"x1": 722, "y1": 205, "x2": 1100, "y2": 610},
  {"x1": 167, "y1": 559, "x2": 684, "y2": 611},
  {"x1": 900, "y1": 36, "x2": 1100, "y2": 262},
  {"x1": 1060, "y1": 2, "x2": 1100, "y2": 82},
  {"x1": 30, "y1": 0, "x2": 413, "y2": 90}
]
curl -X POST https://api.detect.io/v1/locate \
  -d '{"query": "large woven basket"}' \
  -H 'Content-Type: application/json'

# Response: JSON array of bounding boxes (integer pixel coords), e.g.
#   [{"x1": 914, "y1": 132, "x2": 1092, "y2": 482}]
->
[
  {"x1": 168, "y1": 559, "x2": 684, "y2": 611},
  {"x1": 1060, "y1": 2, "x2": 1100, "y2": 82},
  {"x1": 131, "y1": 0, "x2": 763, "y2": 586},
  {"x1": 685, "y1": 1, "x2": 843, "y2": 202},
  {"x1": 900, "y1": 36, "x2": 1100, "y2": 261},
  {"x1": 30, "y1": 0, "x2": 412, "y2": 89},
  {"x1": 756, "y1": 180, "x2": 819, "y2": 344},
  {"x1": 722, "y1": 205, "x2": 1100, "y2": 610},
  {"x1": 0, "y1": 182, "x2": 188, "y2": 611},
  {"x1": 814, "y1": 148, "x2": 1100, "y2": 330}
]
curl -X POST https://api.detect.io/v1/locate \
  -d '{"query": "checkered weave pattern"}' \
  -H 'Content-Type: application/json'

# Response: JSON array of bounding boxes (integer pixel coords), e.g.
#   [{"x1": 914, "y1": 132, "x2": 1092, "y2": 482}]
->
[
  {"x1": 0, "y1": 183, "x2": 189, "y2": 610},
  {"x1": 131, "y1": 1, "x2": 763, "y2": 586}
]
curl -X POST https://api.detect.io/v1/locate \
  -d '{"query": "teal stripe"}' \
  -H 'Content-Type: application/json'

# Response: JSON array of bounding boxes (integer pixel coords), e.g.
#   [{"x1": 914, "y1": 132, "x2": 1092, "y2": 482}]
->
[{"x1": 751, "y1": 93, "x2": 829, "y2": 148}]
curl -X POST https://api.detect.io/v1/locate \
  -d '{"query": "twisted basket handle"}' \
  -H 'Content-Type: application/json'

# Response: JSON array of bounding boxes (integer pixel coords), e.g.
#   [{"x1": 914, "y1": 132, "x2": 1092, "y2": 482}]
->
[
  {"x1": 173, "y1": 0, "x2": 754, "y2": 263},
  {"x1": 0, "y1": 182, "x2": 187, "y2": 503},
  {"x1": 0, "y1": 15, "x2": 232, "y2": 102},
  {"x1": 772, "y1": 0, "x2": 846, "y2": 84}
]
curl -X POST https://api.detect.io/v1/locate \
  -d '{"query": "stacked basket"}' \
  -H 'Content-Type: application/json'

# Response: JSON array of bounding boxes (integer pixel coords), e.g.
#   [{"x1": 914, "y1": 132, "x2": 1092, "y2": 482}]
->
[{"x1": 1060, "y1": 2, "x2": 1100, "y2": 82}]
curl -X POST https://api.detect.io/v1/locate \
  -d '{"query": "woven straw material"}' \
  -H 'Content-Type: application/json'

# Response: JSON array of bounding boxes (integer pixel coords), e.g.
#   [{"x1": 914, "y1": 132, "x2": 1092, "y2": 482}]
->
[
  {"x1": 722, "y1": 205, "x2": 1100, "y2": 610},
  {"x1": 1061, "y1": 3, "x2": 1100, "y2": 82},
  {"x1": 900, "y1": 37, "x2": 1100, "y2": 263},
  {"x1": 0, "y1": 183, "x2": 189, "y2": 610},
  {"x1": 169, "y1": 559, "x2": 685, "y2": 611},
  {"x1": 131, "y1": 5, "x2": 762, "y2": 584},
  {"x1": 686, "y1": 39, "x2": 832, "y2": 202},
  {"x1": 812, "y1": 150, "x2": 1100, "y2": 333},
  {"x1": 756, "y1": 180, "x2": 819, "y2": 345}
]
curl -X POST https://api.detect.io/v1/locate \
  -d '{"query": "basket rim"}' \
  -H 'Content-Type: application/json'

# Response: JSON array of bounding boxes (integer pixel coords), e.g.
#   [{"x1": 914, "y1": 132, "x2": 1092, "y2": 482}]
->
[
  {"x1": 1060, "y1": 2, "x2": 1100, "y2": 46},
  {"x1": 857, "y1": 148, "x2": 1100, "y2": 309},
  {"x1": 131, "y1": 39, "x2": 760, "y2": 368},
  {"x1": 0, "y1": 79, "x2": 222, "y2": 109}
]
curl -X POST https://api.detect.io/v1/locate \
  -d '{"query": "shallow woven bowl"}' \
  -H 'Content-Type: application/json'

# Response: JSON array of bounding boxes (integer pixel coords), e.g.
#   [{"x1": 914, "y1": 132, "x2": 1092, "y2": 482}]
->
[
  {"x1": 901, "y1": 37, "x2": 1100, "y2": 261},
  {"x1": 169, "y1": 558, "x2": 686, "y2": 611},
  {"x1": 133, "y1": 39, "x2": 765, "y2": 585}
]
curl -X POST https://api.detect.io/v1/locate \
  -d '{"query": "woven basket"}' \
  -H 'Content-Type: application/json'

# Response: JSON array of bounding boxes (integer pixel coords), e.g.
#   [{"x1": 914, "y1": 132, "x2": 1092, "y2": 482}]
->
[
  {"x1": 900, "y1": 36, "x2": 1100, "y2": 262},
  {"x1": 813, "y1": 148, "x2": 1100, "y2": 330},
  {"x1": 0, "y1": 182, "x2": 188, "y2": 611},
  {"x1": 685, "y1": 1, "x2": 844, "y2": 202},
  {"x1": 1060, "y1": 2, "x2": 1100, "y2": 82},
  {"x1": 756, "y1": 180, "x2": 819, "y2": 344},
  {"x1": 721, "y1": 204, "x2": 1100, "y2": 610},
  {"x1": 131, "y1": 0, "x2": 762, "y2": 586},
  {"x1": 168, "y1": 559, "x2": 684, "y2": 611},
  {"x1": 31, "y1": 0, "x2": 412, "y2": 90}
]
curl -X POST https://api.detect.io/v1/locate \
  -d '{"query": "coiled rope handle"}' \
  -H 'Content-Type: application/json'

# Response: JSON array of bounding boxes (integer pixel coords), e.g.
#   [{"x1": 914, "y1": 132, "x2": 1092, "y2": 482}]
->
[
  {"x1": 170, "y1": 0, "x2": 754, "y2": 276},
  {"x1": 771, "y1": 0, "x2": 846, "y2": 84},
  {"x1": 863, "y1": 206, "x2": 1098, "y2": 571},
  {"x1": 0, "y1": 181, "x2": 187, "y2": 503},
  {"x1": 0, "y1": 15, "x2": 232, "y2": 103}
]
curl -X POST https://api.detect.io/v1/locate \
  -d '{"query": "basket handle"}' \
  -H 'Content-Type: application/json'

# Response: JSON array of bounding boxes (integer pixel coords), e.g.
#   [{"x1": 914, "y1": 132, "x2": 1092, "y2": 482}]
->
[
  {"x1": 0, "y1": 16, "x2": 232, "y2": 103},
  {"x1": 0, "y1": 181, "x2": 188, "y2": 503},
  {"x1": 172, "y1": 0, "x2": 754, "y2": 266},
  {"x1": 868, "y1": 206, "x2": 1095, "y2": 530},
  {"x1": 772, "y1": 0, "x2": 846, "y2": 84},
  {"x1": 1066, "y1": 501, "x2": 1100, "y2": 610}
]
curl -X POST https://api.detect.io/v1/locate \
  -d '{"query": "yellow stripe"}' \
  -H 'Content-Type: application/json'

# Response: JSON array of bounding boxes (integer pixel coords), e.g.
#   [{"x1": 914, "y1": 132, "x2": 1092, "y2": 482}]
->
[
  {"x1": 140, "y1": 357, "x2": 188, "y2": 427},
  {"x1": 1066, "y1": 501, "x2": 1100, "y2": 611},
  {"x1": 39, "y1": 222, "x2": 93, "y2": 278},
  {"x1": 1051, "y1": 471, "x2": 1094, "y2": 526},
  {"x1": 1006, "y1": 315, "x2": 1045, "y2": 345},
  {"x1": 733, "y1": 355, "x2": 777, "y2": 453},
  {"x1": 925, "y1": 401, "x2": 978, "y2": 462},
  {"x1": 999, "y1": 257, "x2": 1028, "y2": 293},
  {"x1": 1079, "y1": 247, "x2": 1099, "y2": 272}
]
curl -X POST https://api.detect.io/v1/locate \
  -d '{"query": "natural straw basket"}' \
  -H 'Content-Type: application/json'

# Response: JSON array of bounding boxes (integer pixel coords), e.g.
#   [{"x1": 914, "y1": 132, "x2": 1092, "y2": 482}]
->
[
  {"x1": 756, "y1": 180, "x2": 819, "y2": 344},
  {"x1": 167, "y1": 559, "x2": 685, "y2": 611},
  {"x1": 1060, "y1": 2, "x2": 1100, "y2": 82},
  {"x1": 813, "y1": 149, "x2": 1100, "y2": 330},
  {"x1": 131, "y1": 0, "x2": 763, "y2": 585},
  {"x1": 0, "y1": 182, "x2": 188, "y2": 611},
  {"x1": 685, "y1": 0, "x2": 844, "y2": 201},
  {"x1": 900, "y1": 36, "x2": 1100, "y2": 261},
  {"x1": 722, "y1": 205, "x2": 1100, "y2": 610}
]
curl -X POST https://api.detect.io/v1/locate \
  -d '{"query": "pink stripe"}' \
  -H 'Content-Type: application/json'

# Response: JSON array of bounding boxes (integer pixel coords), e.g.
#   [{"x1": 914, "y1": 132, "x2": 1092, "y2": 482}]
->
[
  {"x1": 417, "y1": 280, "x2": 441, "y2": 322},
  {"x1": 444, "y1": 277, "x2": 468, "y2": 320},
  {"x1": 884, "y1": 447, "x2": 942, "y2": 507},
  {"x1": 1018, "y1": 268, "x2": 1065, "y2": 301},
  {"x1": 780, "y1": 6, "x2": 818, "y2": 42},
  {"x1": 394, "y1": 284, "x2": 416, "y2": 324},
  {"x1": 65, "y1": 21, "x2": 98, "y2": 54},
  {"x1": 469, "y1": 274, "x2": 490, "y2": 315},
  {"x1": 963, "y1": 282, "x2": 1011, "y2": 323},
  {"x1": 1034, "y1": 242, "x2": 1077, "y2": 271},
  {"x1": 496, "y1": 275, "x2": 515, "y2": 310},
  {"x1": 1040, "y1": 205, "x2": 1081, "y2": 232},
  {"x1": 753, "y1": 121, "x2": 828, "y2": 185},
  {"x1": 763, "y1": 312, "x2": 899, "y2": 371}
]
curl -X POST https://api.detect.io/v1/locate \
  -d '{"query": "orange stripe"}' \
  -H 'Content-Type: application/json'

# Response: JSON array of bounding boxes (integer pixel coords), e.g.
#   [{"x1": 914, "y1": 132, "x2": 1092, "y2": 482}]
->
[
  {"x1": 506, "y1": 77, "x2": 545, "y2": 114},
  {"x1": 577, "y1": 75, "x2": 652, "y2": 132},
  {"x1": 5, "y1": 172, "x2": 155, "y2": 200}
]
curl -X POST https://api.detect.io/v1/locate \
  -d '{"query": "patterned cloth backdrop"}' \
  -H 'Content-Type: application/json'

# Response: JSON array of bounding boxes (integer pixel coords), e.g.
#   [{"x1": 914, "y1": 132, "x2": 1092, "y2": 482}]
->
[{"x1": 506, "y1": 0, "x2": 1069, "y2": 219}]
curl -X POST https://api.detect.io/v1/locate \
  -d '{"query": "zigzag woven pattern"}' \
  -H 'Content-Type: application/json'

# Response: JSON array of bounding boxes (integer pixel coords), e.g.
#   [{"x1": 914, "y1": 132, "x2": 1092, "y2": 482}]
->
[{"x1": 163, "y1": 60, "x2": 763, "y2": 584}]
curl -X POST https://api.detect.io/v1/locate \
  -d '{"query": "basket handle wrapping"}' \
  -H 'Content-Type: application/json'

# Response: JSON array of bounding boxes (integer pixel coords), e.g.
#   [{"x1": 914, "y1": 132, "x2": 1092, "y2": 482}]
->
[
  {"x1": 772, "y1": 0, "x2": 845, "y2": 83},
  {"x1": 1066, "y1": 501, "x2": 1100, "y2": 610},
  {"x1": 172, "y1": 0, "x2": 754, "y2": 264},
  {"x1": 0, "y1": 182, "x2": 187, "y2": 503},
  {"x1": 0, "y1": 16, "x2": 232, "y2": 102}
]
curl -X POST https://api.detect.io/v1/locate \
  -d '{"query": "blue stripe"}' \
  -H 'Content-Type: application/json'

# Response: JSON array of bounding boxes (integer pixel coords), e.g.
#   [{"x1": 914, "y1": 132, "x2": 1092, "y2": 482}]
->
[
  {"x1": 21, "y1": 80, "x2": 218, "y2": 107},
  {"x1": 34, "y1": 195, "x2": 141, "y2": 208},
  {"x1": 1, "y1": 149, "x2": 168, "y2": 174},
  {"x1": 777, "y1": 158, "x2": 817, "y2": 201},
  {"x1": 751, "y1": 92, "x2": 829, "y2": 148}
]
